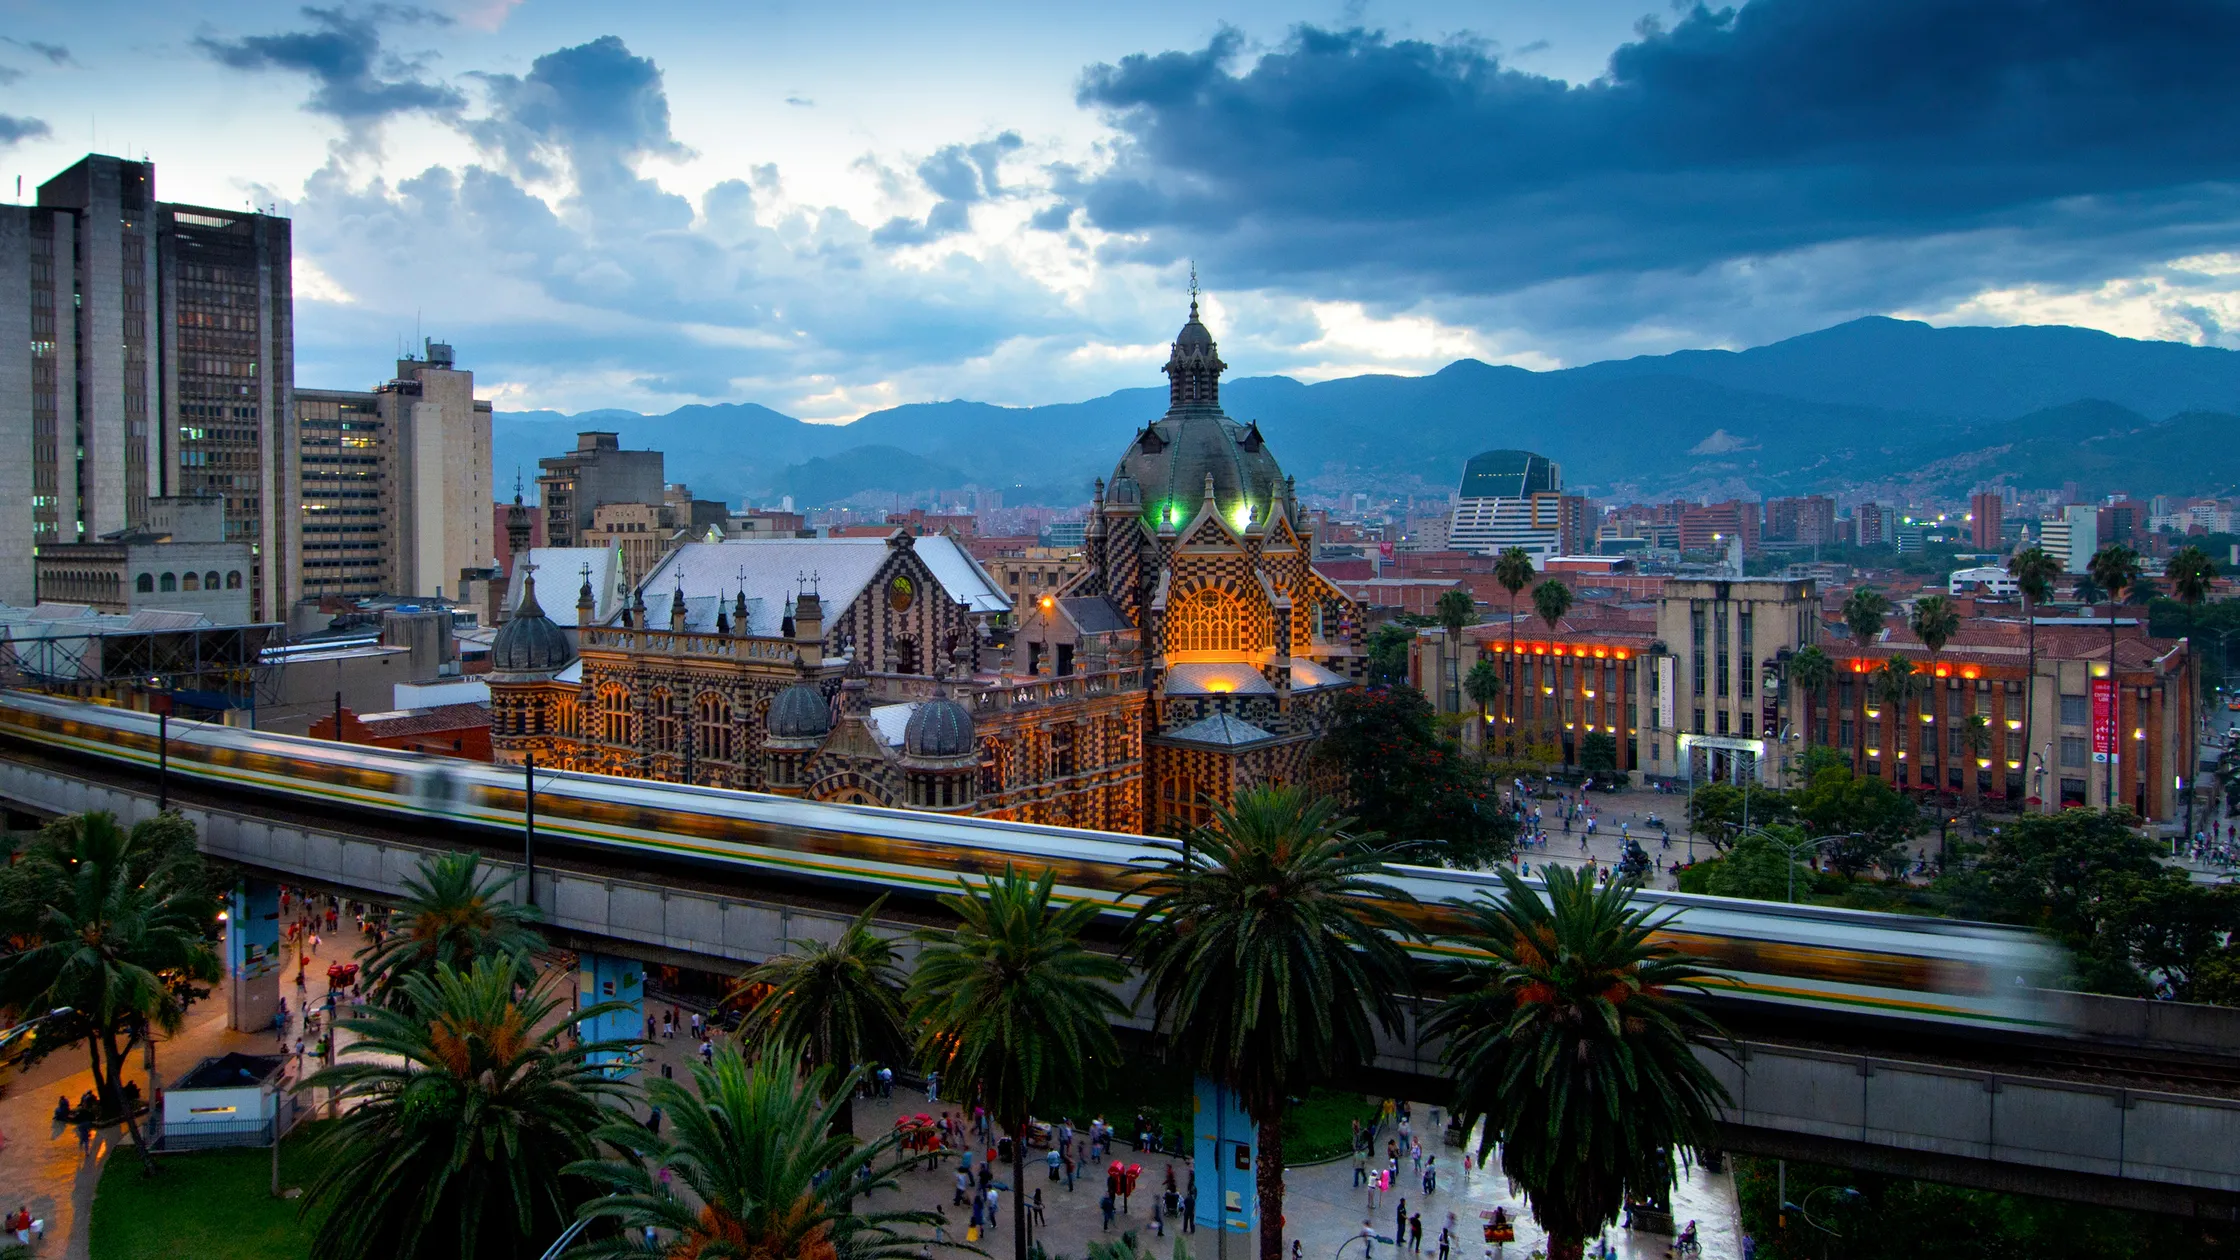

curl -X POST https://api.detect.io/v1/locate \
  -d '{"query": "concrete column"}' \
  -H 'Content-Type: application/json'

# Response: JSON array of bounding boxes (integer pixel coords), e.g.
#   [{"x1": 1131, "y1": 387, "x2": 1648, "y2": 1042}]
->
[
  {"x1": 226, "y1": 879, "x2": 283, "y2": 1033},
  {"x1": 1193, "y1": 1075, "x2": 1257, "y2": 1235},
  {"x1": 575, "y1": 951, "x2": 646, "y2": 1069}
]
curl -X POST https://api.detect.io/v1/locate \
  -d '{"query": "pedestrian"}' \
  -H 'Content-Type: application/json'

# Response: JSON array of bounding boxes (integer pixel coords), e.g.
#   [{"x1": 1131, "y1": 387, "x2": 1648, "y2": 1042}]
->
[
  {"x1": 1410, "y1": 1212, "x2": 1423, "y2": 1253},
  {"x1": 1424, "y1": 1155, "x2": 1437, "y2": 1196},
  {"x1": 700, "y1": 1039, "x2": 714, "y2": 1065},
  {"x1": 969, "y1": 1193, "x2": 985, "y2": 1234},
  {"x1": 647, "y1": 1105, "x2": 663, "y2": 1136},
  {"x1": 1438, "y1": 1226, "x2": 1451, "y2": 1260},
  {"x1": 1065, "y1": 1150, "x2": 1077, "y2": 1192},
  {"x1": 75, "y1": 1118, "x2": 91, "y2": 1154},
  {"x1": 1048, "y1": 1145, "x2": 1062, "y2": 1182},
  {"x1": 662, "y1": 1014, "x2": 675, "y2": 1039},
  {"x1": 647, "y1": 1015, "x2": 657, "y2": 1039},
  {"x1": 954, "y1": 1167, "x2": 970, "y2": 1207},
  {"x1": 1397, "y1": 1196, "x2": 1407, "y2": 1243},
  {"x1": 1354, "y1": 1144, "x2": 1369, "y2": 1187},
  {"x1": 1100, "y1": 1192, "x2": 1116, "y2": 1231},
  {"x1": 1182, "y1": 1190, "x2": 1196, "y2": 1233},
  {"x1": 1033, "y1": 1188, "x2": 1046, "y2": 1228},
  {"x1": 926, "y1": 1070, "x2": 939, "y2": 1103},
  {"x1": 1362, "y1": 1219, "x2": 1377, "y2": 1260},
  {"x1": 1152, "y1": 1197, "x2": 1164, "y2": 1237}
]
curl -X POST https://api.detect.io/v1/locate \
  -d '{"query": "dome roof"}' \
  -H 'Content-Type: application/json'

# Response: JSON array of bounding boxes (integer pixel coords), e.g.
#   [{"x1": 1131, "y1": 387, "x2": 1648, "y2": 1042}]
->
[
  {"x1": 1112, "y1": 411, "x2": 1286, "y2": 533},
  {"x1": 490, "y1": 575, "x2": 575, "y2": 677},
  {"x1": 903, "y1": 696, "x2": 976, "y2": 759},
  {"x1": 1111, "y1": 297, "x2": 1287, "y2": 532},
  {"x1": 768, "y1": 682, "x2": 831, "y2": 740}
]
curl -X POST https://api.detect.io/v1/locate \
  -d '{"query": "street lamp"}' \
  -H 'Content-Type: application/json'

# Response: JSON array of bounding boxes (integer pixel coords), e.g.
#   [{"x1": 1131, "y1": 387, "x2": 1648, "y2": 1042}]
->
[
  {"x1": 1739, "y1": 826, "x2": 1858, "y2": 902},
  {"x1": 1784, "y1": 1184, "x2": 1861, "y2": 1240},
  {"x1": 146, "y1": 675, "x2": 174, "y2": 812}
]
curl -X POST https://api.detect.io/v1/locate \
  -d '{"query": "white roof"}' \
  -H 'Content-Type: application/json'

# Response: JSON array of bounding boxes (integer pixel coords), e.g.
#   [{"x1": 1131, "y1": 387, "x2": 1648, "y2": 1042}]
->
[
  {"x1": 506, "y1": 548, "x2": 627, "y2": 625},
  {"x1": 634, "y1": 536, "x2": 1009, "y2": 637},
  {"x1": 867, "y1": 702, "x2": 916, "y2": 747}
]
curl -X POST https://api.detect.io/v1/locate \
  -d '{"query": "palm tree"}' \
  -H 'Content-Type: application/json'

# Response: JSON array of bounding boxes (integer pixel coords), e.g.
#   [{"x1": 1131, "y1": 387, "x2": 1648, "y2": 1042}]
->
[
  {"x1": 1841, "y1": 586, "x2": 1890, "y2": 648},
  {"x1": 360, "y1": 851, "x2": 545, "y2": 1004},
  {"x1": 1871, "y1": 656, "x2": 1918, "y2": 788},
  {"x1": 1787, "y1": 644, "x2": 1834, "y2": 753},
  {"x1": 0, "y1": 810, "x2": 218, "y2": 1172},
  {"x1": 1465, "y1": 658, "x2": 1505, "y2": 754},
  {"x1": 1128, "y1": 786, "x2": 1417, "y2": 1260},
  {"x1": 299, "y1": 958, "x2": 641, "y2": 1260},
  {"x1": 908, "y1": 866, "x2": 1129, "y2": 1260},
  {"x1": 2167, "y1": 544, "x2": 2218, "y2": 606},
  {"x1": 729, "y1": 898, "x2": 908, "y2": 1140},
  {"x1": 1435, "y1": 588, "x2": 1478, "y2": 714},
  {"x1": 1532, "y1": 578, "x2": 1574, "y2": 635},
  {"x1": 2008, "y1": 546, "x2": 2061, "y2": 795},
  {"x1": 567, "y1": 1042, "x2": 937, "y2": 1260},
  {"x1": 1494, "y1": 547, "x2": 1537, "y2": 755},
  {"x1": 1909, "y1": 593, "x2": 1961, "y2": 658},
  {"x1": 2087, "y1": 543, "x2": 2144, "y2": 807},
  {"x1": 1425, "y1": 867, "x2": 1730, "y2": 1260}
]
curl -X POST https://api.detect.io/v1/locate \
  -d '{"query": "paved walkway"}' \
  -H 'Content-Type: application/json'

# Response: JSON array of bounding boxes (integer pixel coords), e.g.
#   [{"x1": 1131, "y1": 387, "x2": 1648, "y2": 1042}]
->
[{"x1": 838, "y1": 1088, "x2": 1746, "y2": 1260}]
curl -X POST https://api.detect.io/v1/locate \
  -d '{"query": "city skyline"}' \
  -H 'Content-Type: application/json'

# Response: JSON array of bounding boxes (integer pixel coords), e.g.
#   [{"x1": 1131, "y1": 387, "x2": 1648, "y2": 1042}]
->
[{"x1": 1, "y1": 0, "x2": 2236, "y2": 422}]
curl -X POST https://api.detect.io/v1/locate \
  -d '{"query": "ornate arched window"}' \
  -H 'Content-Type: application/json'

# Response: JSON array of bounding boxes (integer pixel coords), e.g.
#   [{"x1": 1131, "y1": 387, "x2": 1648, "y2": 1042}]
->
[
  {"x1": 697, "y1": 692, "x2": 733, "y2": 762},
  {"x1": 649, "y1": 688, "x2": 676, "y2": 753},
  {"x1": 599, "y1": 684, "x2": 633, "y2": 746},
  {"x1": 136, "y1": 573, "x2": 154, "y2": 594},
  {"x1": 182, "y1": 572, "x2": 200, "y2": 591},
  {"x1": 205, "y1": 571, "x2": 222, "y2": 591},
  {"x1": 1170, "y1": 585, "x2": 1254, "y2": 655},
  {"x1": 160, "y1": 573, "x2": 176, "y2": 592},
  {"x1": 226, "y1": 570, "x2": 243, "y2": 589}
]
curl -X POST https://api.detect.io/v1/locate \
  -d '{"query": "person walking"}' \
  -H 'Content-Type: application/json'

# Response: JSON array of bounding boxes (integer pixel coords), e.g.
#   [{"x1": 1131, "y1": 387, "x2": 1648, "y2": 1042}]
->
[
  {"x1": 1032, "y1": 1188, "x2": 1046, "y2": 1229},
  {"x1": 1396, "y1": 1196, "x2": 1408, "y2": 1244},
  {"x1": 954, "y1": 1166, "x2": 971, "y2": 1207},
  {"x1": 1152, "y1": 1196, "x2": 1165, "y2": 1237},
  {"x1": 1361, "y1": 1219, "x2": 1378, "y2": 1260},
  {"x1": 1100, "y1": 1192, "x2": 1117, "y2": 1232},
  {"x1": 1410, "y1": 1212, "x2": 1423, "y2": 1253}
]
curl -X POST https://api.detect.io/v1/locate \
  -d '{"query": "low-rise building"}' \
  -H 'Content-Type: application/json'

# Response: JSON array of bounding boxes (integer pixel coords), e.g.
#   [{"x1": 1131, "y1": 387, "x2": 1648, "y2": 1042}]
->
[{"x1": 33, "y1": 495, "x2": 254, "y2": 623}]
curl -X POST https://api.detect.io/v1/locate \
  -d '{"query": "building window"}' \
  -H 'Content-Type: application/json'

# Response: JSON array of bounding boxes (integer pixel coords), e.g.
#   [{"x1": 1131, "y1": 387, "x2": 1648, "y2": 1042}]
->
[
  {"x1": 2059, "y1": 694, "x2": 2088, "y2": 726},
  {"x1": 1170, "y1": 585, "x2": 1253, "y2": 655},
  {"x1": 1714, "y1": 603, "x2": 1730, "y2": 698},
  {"x1": 2060, "y1": 736, "x2": 2087, "y2": 768},
  {"x1": 697, "y1": 693, "x2": 732, "y2": 762},
  {"x1": 226, "y1": 570, "x2": 242, "y2": 589},
  {"x1": 1739, "y1": 713, "x2": 1753, "y2": 738},
  {"x1": 2006, "y1": 731, "x2": 2022, "y2": 760},
  {"x1": 1839, "y1": 719, "x2": 1854, "y2": 747},
  {"x1": 205, "y1": 570, "x2": 221, "y2": 590},
  {"x1": 1716, "y1": 709, "x2": 1729, "y2": 735},
  {"x1": 600, "y1": 685, "x2": 633, "y2": 746},
  {"x1": 1738, "y1": 608, "x2": 1754, "y2": 698},
  {"x1": 135, "y1": 573, "x2": 153, "y2": 593},
  {"x1": 1692, "y1": 708, "x2": 1705, "y2": 735}
]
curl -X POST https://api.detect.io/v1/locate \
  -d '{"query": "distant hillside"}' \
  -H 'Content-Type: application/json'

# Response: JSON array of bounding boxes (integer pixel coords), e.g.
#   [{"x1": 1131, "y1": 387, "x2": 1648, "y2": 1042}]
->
[{"x1": 496, "y1": 318, "x2": 2240, "y2": 507}]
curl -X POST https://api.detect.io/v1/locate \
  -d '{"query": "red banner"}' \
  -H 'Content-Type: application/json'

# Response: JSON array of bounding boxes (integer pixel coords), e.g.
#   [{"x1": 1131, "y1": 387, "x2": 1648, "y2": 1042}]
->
[{"x1": 2091, "y1": 677, "x2": 2116, "y2": 762}]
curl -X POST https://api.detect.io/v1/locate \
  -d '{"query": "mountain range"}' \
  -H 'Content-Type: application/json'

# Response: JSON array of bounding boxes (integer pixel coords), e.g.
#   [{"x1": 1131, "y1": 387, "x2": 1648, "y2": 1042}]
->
[{"x1": 494, "y1": 317, "x2": 2240, "y2": 510}]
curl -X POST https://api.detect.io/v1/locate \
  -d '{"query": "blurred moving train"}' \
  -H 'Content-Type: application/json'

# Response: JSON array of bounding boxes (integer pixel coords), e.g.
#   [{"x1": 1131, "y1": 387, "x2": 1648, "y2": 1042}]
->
[{"x1": 0, "y1": 689, "x2": 2067, "y2": 1034}]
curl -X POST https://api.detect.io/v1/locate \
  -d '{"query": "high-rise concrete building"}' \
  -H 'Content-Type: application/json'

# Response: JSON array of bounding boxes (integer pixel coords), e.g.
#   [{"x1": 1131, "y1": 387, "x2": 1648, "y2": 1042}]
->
[
  {"x1": 1969, "y1": 491, "x2": 2005, "y2": 552},
  {"x1": 537, "y1": 432, "x2": 663, "y2": 548},
  {"x1": 1765, "y1": 495, "x2": 1836, "y2": 546},
  {"x1": 0, "y1": 154, "x2": 296, "y2": 617},
  {"x1": 297, "y1": 341, "x2": 495, "y2": 603},
  {"x1": 2037, "y1": 505, "x2": 2099, "y2": 574},
  {"x1": 1447, "y1": 449, "x2": 1579, "y2": 563}
]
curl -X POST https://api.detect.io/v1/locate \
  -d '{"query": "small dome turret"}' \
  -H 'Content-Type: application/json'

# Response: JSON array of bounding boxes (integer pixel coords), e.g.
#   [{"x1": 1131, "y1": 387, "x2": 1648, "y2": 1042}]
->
[
  {"x1": 490, "y1": 574, "x2": 574, "y2": 678},
  {"x1": 768, "y1": 681, "x2": 831, "y2": 741},
  {"x1": 903, "y1": 696, "x2": 975, "y2": 759}
]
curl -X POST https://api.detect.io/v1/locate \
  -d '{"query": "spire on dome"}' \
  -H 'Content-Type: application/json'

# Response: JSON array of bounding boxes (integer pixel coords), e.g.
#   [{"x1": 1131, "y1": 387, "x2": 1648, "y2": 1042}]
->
[{"x1": 1164, "y1": 274, "x2": 1225, "y2": 411}]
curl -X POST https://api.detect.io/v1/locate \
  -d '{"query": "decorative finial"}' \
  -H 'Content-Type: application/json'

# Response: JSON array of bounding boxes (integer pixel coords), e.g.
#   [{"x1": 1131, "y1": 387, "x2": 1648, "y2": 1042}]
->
[
  {"x1": 1188, "y1": 261, "x2": 1199, "y2": 317},
  {"x1": 512, "y1": 468, "x2": 523, "y2": 505}
]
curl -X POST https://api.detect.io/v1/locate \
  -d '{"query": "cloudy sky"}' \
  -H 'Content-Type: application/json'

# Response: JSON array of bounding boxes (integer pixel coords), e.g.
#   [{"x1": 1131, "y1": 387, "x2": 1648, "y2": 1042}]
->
[{"x1": 4, "y1": 0, "x2": 2238, "y2": 420}]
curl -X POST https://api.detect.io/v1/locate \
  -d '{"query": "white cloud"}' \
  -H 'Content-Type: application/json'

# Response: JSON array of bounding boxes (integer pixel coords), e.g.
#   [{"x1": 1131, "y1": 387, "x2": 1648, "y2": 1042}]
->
[{"x1": 1897, "y1": 252, "x2": 2240, "y2": 349}]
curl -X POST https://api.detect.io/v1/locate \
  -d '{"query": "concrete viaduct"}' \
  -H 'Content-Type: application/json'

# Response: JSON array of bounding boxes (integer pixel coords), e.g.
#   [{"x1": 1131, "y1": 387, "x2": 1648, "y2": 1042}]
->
[{"x1": 4, "y1": 755, "x2": 2240, "y2": 1221}]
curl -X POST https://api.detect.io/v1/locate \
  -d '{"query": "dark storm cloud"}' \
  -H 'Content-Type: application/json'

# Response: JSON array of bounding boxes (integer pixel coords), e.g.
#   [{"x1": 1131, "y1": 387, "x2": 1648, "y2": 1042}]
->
[
  {"x1": 198, "y1": 7, "x2": 463, "y2": 131},
  {"x1": 469, "y1": 36, "x2": 687, "y2": 186},
  {"x1": 873, "y1": 131, "x2": 1022, "y2": 246},
  {"x1": 0, "y1": 115, "x2": 50, "y2": 145},
  {"x1": 1074, "y1": 1, "x2": 2240, "y2": 297},
  {"x1": 3, "y1": 39, "x2": 74, "y2": 67}
]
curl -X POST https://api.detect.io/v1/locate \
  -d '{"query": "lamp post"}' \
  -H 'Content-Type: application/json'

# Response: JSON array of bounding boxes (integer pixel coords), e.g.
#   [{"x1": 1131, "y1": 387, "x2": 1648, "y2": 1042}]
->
[
  {"x1": 1739, "y1": 826, "x2": 1857, "y2": 903},
  {"x1": 524, "y1": 753, "x2": 538, "y2": 910},
  {"x1": 147, "y1": 675, "x2": 173, "y2": 811}
]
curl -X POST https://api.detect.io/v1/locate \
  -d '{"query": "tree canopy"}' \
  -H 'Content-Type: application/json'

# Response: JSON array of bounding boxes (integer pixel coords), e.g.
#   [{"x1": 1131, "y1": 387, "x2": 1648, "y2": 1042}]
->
[{"x1": 1317, "y1": 685, "x2": 1513, "y2": 867}]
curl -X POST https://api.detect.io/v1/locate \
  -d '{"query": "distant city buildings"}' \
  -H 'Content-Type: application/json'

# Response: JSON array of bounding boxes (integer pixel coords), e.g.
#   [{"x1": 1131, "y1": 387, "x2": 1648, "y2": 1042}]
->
[
  {"x1": 0, "y1": 153, "x2": 297, "y2": 617},
  {"x1": 537, "y1": 431, "x2": 664, "y2": 548},
  {"x1": 2037, "y1": 505, "x2": 2099, "y2": 573},
  {"x1": 297, "y1": 340, "x2": 495, "y2": 604}
]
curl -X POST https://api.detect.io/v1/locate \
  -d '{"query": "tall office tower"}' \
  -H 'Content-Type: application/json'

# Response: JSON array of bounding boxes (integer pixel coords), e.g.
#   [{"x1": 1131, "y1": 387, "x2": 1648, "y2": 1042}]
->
[
  {"x1": 298, "y1": 341, "x2": 494, "y2": 602},
  {"x1": 1447, "y1": 449, "x2": 1568, "y2": 563},
  {"x1": 536, "y1": 431, "x2": 664, "y2": 547},
  {"x1": 0, "y1": 154, "x2": 296, "y2": 617}
]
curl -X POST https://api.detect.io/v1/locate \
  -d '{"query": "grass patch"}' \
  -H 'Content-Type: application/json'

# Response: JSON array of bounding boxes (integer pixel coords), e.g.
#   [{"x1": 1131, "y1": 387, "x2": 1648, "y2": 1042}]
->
[
  {"x1": 1047, "y1": 1055, "x2": 1377, "y2": 1166},
  {"x1": 90, "y1": 1121, "x2": 331, "y2": 1260}
]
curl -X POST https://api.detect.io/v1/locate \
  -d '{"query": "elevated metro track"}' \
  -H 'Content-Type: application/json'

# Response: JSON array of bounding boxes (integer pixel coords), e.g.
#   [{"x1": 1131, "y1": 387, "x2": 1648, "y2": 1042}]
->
[{"x1": 4, "y1": 700, "x2": 2240, "y2": 1216}]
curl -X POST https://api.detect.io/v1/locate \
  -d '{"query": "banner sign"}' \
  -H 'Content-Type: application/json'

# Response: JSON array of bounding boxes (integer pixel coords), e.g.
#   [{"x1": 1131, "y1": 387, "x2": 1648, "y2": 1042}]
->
[
  {"x1": 2090, "y1": 677, "x2": 2116, "y2": 763},
  {"x1": 1657, "y1": 657, "x2": 1675, "y2": 731}
]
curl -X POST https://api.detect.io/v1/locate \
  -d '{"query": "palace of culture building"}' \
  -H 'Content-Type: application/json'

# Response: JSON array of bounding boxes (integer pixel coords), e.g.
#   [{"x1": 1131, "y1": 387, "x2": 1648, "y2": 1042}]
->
[{"x1": 484, "y1": 300, "x2": 1366, "y2": 835}]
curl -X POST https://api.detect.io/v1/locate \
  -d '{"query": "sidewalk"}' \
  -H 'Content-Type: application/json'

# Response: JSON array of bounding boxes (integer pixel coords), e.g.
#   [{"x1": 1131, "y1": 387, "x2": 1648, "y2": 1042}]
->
[{"x1": 839, "y1": 1087, "x2": 1746, "y2": 1260}]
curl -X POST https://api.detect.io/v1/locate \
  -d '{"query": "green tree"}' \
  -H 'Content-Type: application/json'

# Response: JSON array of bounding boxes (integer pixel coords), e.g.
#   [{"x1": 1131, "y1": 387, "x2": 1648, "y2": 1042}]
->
[
  {"x1": 1791, "y1": 765, "x2": 1918, "y2": 877},
  {"x1": 2008, "y1": 546, "x2": 2063, "y2": 769},
  {"x1": 1365, "y1": 622, "x2": 1414, "y2": 687},
  {"x1": 1700, "y1": 827, "x2": 1809, "y2": 901},
  {"x1": 1316, "y1": 685, "x2": 1512, "y2": 866},
  {"x1": 1427, "y1": 867, "x2": 1730, "y2": 1260},
  {"x1": 359, "y1": 851, "x2": 544, "y2": 1005},
  {"x1": 2166, "y1": 545, "x2": 2218, "y2": 606},
  {"x1": 1129, "y1": 786, "x2": 1417, "y2": 1260},
  {"x1": 1578, "y1": 731, "x2": 1619, "y2": 781},
  {"x1": 0, "y1": 810, "x2": 219, "y2": 1171},
  {"x1": 2087, "y1": 544, "x2": 2144, "y2": 804},
  {"x1": 1494, "y1": 547, "x2": 1537, "y2": 755},
  {"x1": 1435, "y1": 588, "x2": 1478, "y2": 713},
  {"x1": 1842, "y1": 586, "x2": 1891, "y2": 647},
  {"x1": 729, "y1": 898, "x2": 908, "y2": 1140},
  {"x1": 1788, "y1": 645, "x2": 1836, "y2": 752},
  {"x1": 908, "y1": 867, "x2": 1128, "y2": 1260},
  {"x1": 1686, "y1": 783, "x2": 1791, "y2": 850},
  {"x1": 567, "y1": 1042, "x2": 937, "y2": 1260},
  {"x1": 1909, "y1": 593, "x2": 1961, "y2": 657},
  {"x1": 1938, "y1": 809, "x2": 2162, "y2": 954},
  {"x1": 299, "y1": 958, "x2": 640, "y2": 1260},
  {"x1": 1464, "y1": 657, "x2": 1505, "y2": 749},
  {"x1": 1532, "y1": 578, "x2": 1574, "y2": 634}
]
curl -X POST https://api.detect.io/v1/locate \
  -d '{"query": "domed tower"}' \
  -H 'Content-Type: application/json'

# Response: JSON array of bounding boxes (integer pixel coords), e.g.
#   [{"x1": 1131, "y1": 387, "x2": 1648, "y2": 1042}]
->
[
  {"x1": 1106, "y1": 297, "x2": 1286, "y2": 537},
  {"x1": 900, "y1": 689, "x2": 978, "y2": 812},
  {"x1": 760, "y1": 676, "x2": 832, "y2": 794},
  {"x1": 487, "y1": 570, "x2": 579, "y2": 754}
]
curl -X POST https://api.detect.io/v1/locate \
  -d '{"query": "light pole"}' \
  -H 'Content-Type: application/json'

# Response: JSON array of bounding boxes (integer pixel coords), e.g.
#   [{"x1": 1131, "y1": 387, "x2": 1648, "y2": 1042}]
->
[
  {"x1": 1738, "y1": 826, "x2": 1856, "y2": 902},
  {"x1": 146, "y1": 675, "x2": 174, "y2": 811},
  {"x1": 524, "y1": 753, "x2": 539, "y2": 910}
]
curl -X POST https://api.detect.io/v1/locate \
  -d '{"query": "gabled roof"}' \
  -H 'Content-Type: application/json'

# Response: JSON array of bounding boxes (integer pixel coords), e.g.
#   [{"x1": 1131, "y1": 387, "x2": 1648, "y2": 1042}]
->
[
  {"x1": 1059, "y1": 597, "x2": 1133, "y2": 635},
  {"x1": 634, "y1": 536, "x2": 1009, "y2": 636},
  {"x1": 506, "y1": 547, "x2": 627, "y2": 624}
]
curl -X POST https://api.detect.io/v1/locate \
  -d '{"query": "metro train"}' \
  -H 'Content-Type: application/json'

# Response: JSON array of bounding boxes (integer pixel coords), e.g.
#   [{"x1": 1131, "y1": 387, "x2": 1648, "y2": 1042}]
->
[{"x1": 0, "y1": 689, "x2": 2068, "y2": 1034}]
